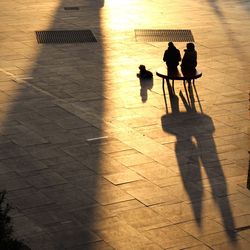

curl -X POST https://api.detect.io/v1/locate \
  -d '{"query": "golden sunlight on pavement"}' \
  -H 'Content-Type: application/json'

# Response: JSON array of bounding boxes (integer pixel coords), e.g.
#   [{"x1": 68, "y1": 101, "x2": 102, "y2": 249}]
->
[{"x1": 0, "y1": 0, "x2": 249, "y2": 249}]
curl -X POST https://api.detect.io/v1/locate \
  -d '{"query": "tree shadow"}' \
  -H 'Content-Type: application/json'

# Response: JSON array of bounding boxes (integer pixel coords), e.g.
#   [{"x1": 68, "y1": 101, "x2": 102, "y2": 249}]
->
[{"x1": 161, "y1": 82, "x2": 237, "y2": 242}]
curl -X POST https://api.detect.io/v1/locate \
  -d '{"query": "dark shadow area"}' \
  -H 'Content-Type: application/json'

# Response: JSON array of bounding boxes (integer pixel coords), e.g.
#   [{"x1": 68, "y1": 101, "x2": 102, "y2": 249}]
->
[
  {"x1": 0, "y1": 0, "x2": 106, "y2": 249},
  {"x1": 138, "y1": 77, "x2": 153, "y2": 103},
  {"x1": 161, "y1": 82, "x2": 237, "y2": 242},
  {"x1": 247, "y1": 155, "x2": 250, "y2": 190},
  {"x1": 206, "y1": 0, "x2": 224, "y2": 18},
  {"x1": 207, "y1": 0, "x2": 250, "y2": 15},
  {"x1": 139, "y1": 77, "x2": 153, "y2": 103}
]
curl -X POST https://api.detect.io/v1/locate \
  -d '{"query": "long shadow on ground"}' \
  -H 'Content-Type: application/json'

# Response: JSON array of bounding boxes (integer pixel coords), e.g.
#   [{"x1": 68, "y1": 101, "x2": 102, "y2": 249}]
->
[{"x1": 161, "y1": 81, "x2": 237, "y2": 242}]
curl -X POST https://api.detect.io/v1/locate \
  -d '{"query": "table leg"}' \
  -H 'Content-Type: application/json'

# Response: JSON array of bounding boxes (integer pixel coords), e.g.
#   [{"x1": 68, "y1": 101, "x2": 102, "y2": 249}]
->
[
  {"x1": 193, "y1": 81, "x2": 203, "y2": 113},
  {"x1": 183, "y1": 80, "x2": 191, "y2": 106},
  {"x1": 172, "y1": 80, "x2": 175, "y2": 94},
  {"x1": 162, "y1": 78, "x2": 168, "y2": 113}
]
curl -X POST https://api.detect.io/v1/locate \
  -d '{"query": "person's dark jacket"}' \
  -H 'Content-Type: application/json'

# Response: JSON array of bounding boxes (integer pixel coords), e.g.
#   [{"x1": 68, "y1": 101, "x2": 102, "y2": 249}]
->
[
  {"x1": 181, "y1": 49, "x2": 197, "y2": 71},
  {"x1": 163, "y1": 46, "x2": 181, "y2": 69}
]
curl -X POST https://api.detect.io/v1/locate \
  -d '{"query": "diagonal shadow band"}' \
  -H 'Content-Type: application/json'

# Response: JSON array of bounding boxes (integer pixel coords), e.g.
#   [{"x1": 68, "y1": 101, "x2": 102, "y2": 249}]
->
[{"x1": 0, "y1": 0, "x2": 105, "y2": 248}]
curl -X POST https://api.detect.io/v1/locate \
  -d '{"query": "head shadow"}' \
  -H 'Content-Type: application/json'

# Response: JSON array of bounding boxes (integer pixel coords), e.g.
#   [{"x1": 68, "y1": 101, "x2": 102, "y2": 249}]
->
[{"x1": 161, "y1": 83, "x2": 237, "y2": 242}]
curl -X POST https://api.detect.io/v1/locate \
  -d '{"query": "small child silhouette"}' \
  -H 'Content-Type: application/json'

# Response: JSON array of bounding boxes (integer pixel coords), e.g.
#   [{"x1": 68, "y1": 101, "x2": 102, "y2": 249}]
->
[
  {"x1": 137, "y1": 65, "x2": 153, "y2": 103},
  {"x1": 137, "y1": 65, "x2": 153, "y2": 79}
]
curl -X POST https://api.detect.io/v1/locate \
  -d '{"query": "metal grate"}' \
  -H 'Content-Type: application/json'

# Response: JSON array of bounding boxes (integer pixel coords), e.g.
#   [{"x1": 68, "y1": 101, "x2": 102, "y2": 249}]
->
[
  {"x1": 135, "y1": 29, "x2": 194, "y2": 42},
  {"x1": 64, "y1": 7, "x2": 80, "y2": 10},
  {"x1": 35, "y1": 30, "x2": 97, "y2": 44}
]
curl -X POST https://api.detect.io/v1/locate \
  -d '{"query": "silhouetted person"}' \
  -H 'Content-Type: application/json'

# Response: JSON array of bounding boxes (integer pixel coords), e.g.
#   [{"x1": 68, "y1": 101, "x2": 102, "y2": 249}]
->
[
  {"x1": 137, "y1": 65, "x2": 153, "y2": 102},
  {"x1": 181, "y1": 43, "x2": 197, "y2": 86},
  {"x1": 137, "y1": 65, "x2": 153, "y2": 79},
  {"x1": 163, "y1": 42, "x2": 181, "y2": 70},
  {"x1": 181, "y1": 42, "x2": 197, "y2": 72}
]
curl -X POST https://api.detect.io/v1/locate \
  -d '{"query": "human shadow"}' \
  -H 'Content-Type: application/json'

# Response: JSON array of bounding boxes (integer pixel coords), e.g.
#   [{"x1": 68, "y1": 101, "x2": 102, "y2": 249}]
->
[
  {"x1": 161, "y1": 82, "x2": 237, "y2": 242},
  {"x1": 138, "y1": 77, "x2": 153, "y2": 103}
]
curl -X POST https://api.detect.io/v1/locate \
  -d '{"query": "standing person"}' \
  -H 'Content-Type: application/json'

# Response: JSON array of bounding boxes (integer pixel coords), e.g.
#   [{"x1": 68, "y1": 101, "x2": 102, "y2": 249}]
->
[
  {"x1": 163, "y1": 42, "x2": 181, "y2": 70},
  {"x1": 181, "y1": 42, "x2": 197, "y2": 72}
]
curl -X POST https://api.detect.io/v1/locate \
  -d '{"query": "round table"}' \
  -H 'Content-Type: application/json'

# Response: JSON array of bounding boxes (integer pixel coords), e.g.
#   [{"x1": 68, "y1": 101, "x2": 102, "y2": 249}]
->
[{"x1": 156, "y1": 66, "x2": 202, "y2": 112}]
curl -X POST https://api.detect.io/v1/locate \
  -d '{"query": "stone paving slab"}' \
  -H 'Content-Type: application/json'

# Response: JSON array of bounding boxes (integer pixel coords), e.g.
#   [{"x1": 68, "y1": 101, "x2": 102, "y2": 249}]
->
[{"x1": 0, "y1": 0, "x2": 249, "y2": 249}]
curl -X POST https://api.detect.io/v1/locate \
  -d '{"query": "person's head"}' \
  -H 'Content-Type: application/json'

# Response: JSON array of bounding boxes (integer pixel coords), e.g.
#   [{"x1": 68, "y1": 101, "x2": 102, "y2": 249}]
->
[
  {"x1": 139, "y1": 65, "x2": 146, "y2": 71},
  {"x1": 186, "y1": 42, "x2": 195, "y2": 51},
  {"x1": 168, "y1": 42, "x2": 174, "y2": 48}
]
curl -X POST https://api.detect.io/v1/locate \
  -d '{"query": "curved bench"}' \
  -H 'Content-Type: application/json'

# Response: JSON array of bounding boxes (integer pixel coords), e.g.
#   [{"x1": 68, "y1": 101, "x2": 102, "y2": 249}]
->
[{"x1": 156, "y1": 66, "x2": 202, "y2": 112}]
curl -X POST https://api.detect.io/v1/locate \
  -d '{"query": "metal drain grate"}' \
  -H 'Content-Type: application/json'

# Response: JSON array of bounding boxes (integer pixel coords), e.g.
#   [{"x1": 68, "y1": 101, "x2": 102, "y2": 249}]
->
[
  {"x1": 135, "y1": 29, "x2": 194, "y2": 42},
  {"x1": 64, "y1": 7, "x2": 80, "y2": 10},
  {"x1": 35, "y1": 30, "x2": 97, "y2": 44}
]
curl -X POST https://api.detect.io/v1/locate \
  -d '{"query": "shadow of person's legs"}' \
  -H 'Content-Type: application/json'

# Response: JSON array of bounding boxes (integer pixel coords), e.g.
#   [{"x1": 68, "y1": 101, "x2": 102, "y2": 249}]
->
[
  {"x1": 175, "y1": 136, "x2": 203, "y2": 225},
  {"x1": 162, "y1": 85, "x2": 237, "y2": 242},
  {"x1": 161, "y1": 92, "x2": 204, "y2": 225},
  {"x1": 196, "y1": 134, "x2": 237, "y2": 241}
]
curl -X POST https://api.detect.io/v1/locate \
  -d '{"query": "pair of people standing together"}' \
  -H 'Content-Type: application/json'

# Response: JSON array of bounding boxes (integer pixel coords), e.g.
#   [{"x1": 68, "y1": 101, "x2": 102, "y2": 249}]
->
[{"x1": 163, "y1": 42, "x2": 197, "y2": 72}]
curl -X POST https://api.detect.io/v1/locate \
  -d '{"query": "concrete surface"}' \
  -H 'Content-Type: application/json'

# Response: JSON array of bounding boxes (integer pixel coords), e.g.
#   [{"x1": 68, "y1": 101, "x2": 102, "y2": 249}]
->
[{"x1": 0, "y1": 0, "x2": 249, "y2": 249}]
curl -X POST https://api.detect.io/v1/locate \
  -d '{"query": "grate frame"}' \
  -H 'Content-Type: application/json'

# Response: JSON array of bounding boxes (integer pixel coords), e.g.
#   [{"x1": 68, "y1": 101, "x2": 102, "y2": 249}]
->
[
  {"x1": 135, "y1": 29, "x2": 194, "y2": 42},
  {"x1": 35, "y1": 30, "x2": 97, "y2": 44}
]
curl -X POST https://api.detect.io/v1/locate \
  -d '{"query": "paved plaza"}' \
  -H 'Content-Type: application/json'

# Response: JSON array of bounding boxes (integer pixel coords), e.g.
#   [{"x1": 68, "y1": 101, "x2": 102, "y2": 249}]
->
[{"x1": 0, "y1": 0, "x2": 249, "y2": 249}]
